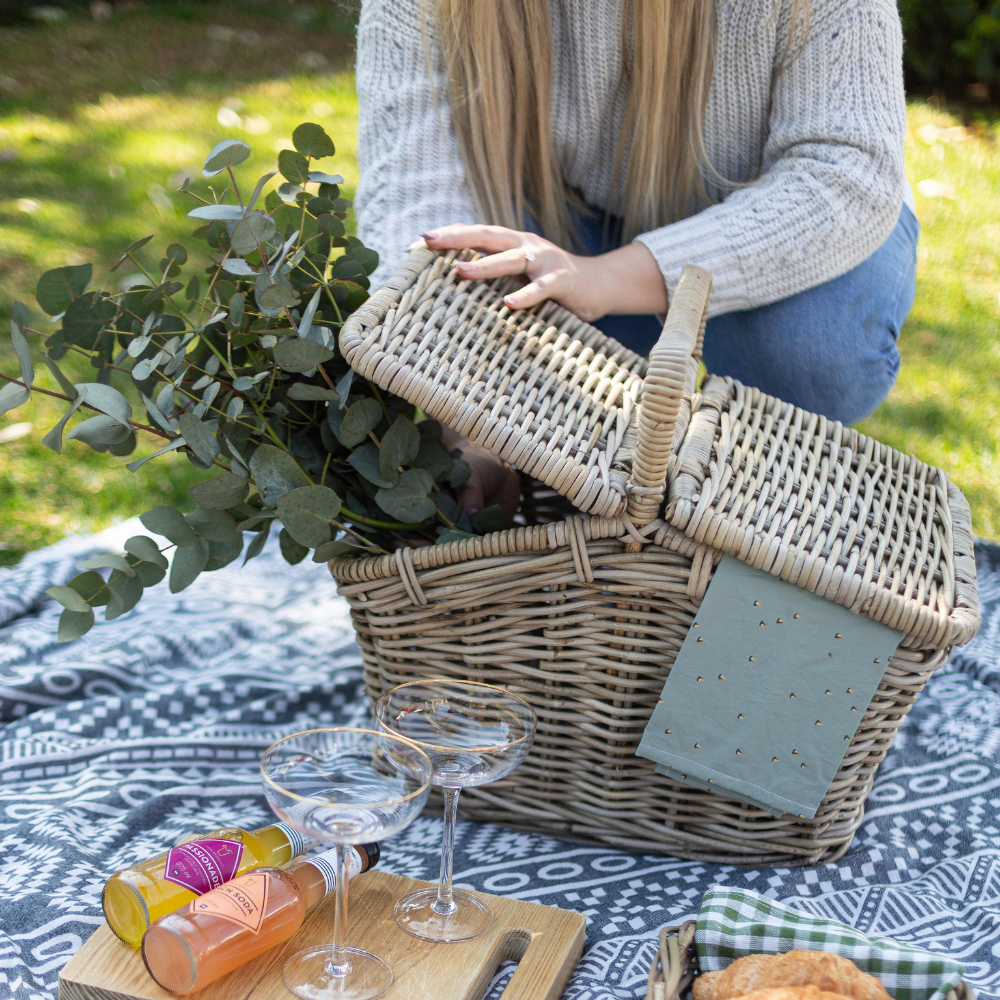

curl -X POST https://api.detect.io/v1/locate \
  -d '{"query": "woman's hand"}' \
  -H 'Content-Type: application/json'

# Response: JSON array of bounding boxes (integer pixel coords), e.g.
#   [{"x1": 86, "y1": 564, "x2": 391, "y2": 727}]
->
[
  {"x1": 441, "y1": 426, "x2": 520, "y2": 519},
  {"x1": 419, "y1": 224, "x2": 668, "y2": 322}
]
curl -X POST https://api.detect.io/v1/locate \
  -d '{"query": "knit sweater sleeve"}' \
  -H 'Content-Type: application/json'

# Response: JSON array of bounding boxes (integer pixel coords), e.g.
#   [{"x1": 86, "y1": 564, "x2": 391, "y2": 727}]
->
[
  {"x1": 354, "y1": 0, "x2": 479, "y2": 289},
  {"x1": 634, "y1": 0, "x2": 907, "y2": 318}
]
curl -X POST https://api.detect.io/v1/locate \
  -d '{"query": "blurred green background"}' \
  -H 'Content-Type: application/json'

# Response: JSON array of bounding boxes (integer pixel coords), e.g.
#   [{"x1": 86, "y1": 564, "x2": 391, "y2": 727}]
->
[{"x1": 1, "y1": 1, "x2": 999, "y2": 567}]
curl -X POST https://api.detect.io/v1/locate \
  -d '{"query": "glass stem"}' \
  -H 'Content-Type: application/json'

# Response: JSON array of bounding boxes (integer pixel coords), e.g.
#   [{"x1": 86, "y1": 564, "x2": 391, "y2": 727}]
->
[
  {"x1": 328, "y1": 843, "x2": 351, "y2": 976},
  {"x1": 433, "y1": 786, "x2": 461, "y2": 915}
]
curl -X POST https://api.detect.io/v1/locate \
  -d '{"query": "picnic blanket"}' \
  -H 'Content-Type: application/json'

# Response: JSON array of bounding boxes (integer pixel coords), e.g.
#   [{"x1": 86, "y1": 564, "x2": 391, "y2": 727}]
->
[{"x1": 1, "y1": 520, "x2": 999, "y2": 1000}]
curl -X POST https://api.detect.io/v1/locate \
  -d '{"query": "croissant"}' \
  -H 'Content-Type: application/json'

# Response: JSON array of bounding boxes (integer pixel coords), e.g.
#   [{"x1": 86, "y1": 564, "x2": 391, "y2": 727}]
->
[{"x1": 691, "y1": 950, "x2": 893, "y2": 1000}]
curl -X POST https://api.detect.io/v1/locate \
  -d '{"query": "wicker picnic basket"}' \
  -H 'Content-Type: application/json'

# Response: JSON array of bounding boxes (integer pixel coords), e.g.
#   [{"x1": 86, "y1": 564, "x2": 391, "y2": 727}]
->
[
  {"x1": 644, "y1": 922, "x2": 974, "y2": 1000},
  {"x1": 331, "y1": 247, "x2": 980, "y2": 866}
]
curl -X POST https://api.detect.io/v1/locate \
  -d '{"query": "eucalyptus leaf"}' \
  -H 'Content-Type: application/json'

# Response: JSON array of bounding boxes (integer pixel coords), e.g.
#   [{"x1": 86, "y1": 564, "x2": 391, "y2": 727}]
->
[
  {"x1": 278, "y1": 148, "x2": 309, "y2": 184},
  {"x1": 111, "y1": 235, "x2": 153, "y2": 272},
  {"x1": 279, "y1": 528, "x2": 308, "y2": 565},
  {"x1": 125, "y1": 436, "x2": 186, "y2": 472},
  {"x1": 189, "y1": 471, "x2": 250, "y2": 509},
  {"x1": 132, "y1": 352, "x2": 164, "y2": 381},
  {"x1": 169, "y1": 536, "x2": 210, "y2": 592},
  {"x1": 247, "y1": 171, "x2": 277, "y2": 210},
  {"x1": 10, "y1": 317, "x2": 33, "y2": 387},
  {"x1": 272, "y1": 339, "x2": 334, "y2": 373},
  {"x1": 376, "y1": 468, "x2": 436, "y2": 523},
  {"x1": 128, "y1": 332, "x2": 153, "y2": 357},
  {"x1": 222, "y1": 258, "x2": 257, "y2": 276},
  {"x1": 140, "y1": 505, "x2": 199, "y2": 547},
  {"x1": 308, "y1": 171, "x2": 344, "y2": 185},
  {"x1": 42, "y1": 391, "x2": 87, "y2": 453},
  {"x1": 186, "y1": 507, "x2": 241, "y2": 545},
  {"x1": 415, "y1": 436, "x2": 454, "y2": 482},
  {"x1": 229, "y1": 292, "x2": 245, "y2": 327},
  {"x1": 470, "y1": 505, "x2": 515, "y2": 534},
  {"x1": 257, "y1": 280, "x2": 299, "y2": 312},
  {"x1": 187, "y1": 204, "x2": 246, "y2": 221},
  {"x1": 337, "y1": 398, "x2": 382, "y2": 447},
  {"x1": 57, "y1": 608, "x2": 95, "y2": 642},
  {"x1": 231, "y1": 214, "x2": 277, "y2": 256},
  {"x1": 298, "y1": 287, "x2": 322, "y2": 338},
  {"x1": 43, "y1": 356, "x2": 78, "y2": 398},
  {"x1": 45, "y1": 584, "x2": 92, "y2": 613},
  {"x1": 334, "y1": 368, "x2": 352, "y2": 408},
  {"x1": 0, "y1": 381, "x2": 29, "y2": 418},
  {"x1": 436, "y1": 527, "x2": 477, "y2": 545},
  {"x1": 380, "y1": 415, "x2": 420, "y2": 481},
  {"x1": 66, "y1": 414, "x2": 132, "y2": 448},
  {"x1": 74, "y1": 382, "x2": 132, "y2": 425},
  {"x1": 287, "y1": 383, "x2": 337, "y2": 401},
  {"x1": 348, "y1": 246, "x2": 380, "y2": 276},
  {"x1": 277, "y1": 484, "x2": 341, "y2": 548},
  {"x1": 348, "y1": 441, "x2": 396, "y2": 489},
  {"x1": 68, "y1": 571, "x2": 110, "y2": 606},
  {"x1": 105, "y1": 570, "x2": 144, "y2": 620},
  {"x1": 242, "y1": 519, "x2": 271, "y2": 565},
  {"x1": 36, "y1": 264, "x2": 91, "y2": 315},
  {"x1": 124, "y1": 535, "x2": 169, "y2": 569},
  {"x1": 313, "y1": 539, "x2": 370, "y2": 560},
  {"x1": 178, "y1": 413, "x2": 219, "y2": 465},
  {"x1": 293, "y1": 122, "x2": 335, "y2": 158},
  {"x1": 78, "y1": 553, "x2": 136, "y2": 576},
  {"x1": 249, "y1": 444, "x2": 310, "y2": 506},
  {"x1": 203, "y1": 138, "x2": 251, "y2": 176},
  {"x1": 63, "y1": 293, "x2": 116, "y2": 350}
]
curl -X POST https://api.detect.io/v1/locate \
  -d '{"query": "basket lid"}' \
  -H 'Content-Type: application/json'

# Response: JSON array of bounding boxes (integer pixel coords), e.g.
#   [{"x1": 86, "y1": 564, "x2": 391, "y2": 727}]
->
[
  {"x1": 339, "y1": 248, "x2": 979, "y2": 650},
  {"x1": 340, "y1": 247, "x2": 662, "y2": 520}
]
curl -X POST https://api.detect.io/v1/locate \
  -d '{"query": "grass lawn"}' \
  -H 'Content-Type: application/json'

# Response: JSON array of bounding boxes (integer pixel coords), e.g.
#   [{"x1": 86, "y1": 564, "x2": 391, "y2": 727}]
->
[{"x1": 0, "y1": 5, "x2": 998, "y2": 566}]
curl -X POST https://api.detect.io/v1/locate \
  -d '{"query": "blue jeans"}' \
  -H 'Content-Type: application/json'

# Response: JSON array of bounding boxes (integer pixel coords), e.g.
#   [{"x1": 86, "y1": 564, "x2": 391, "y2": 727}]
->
[{"x1": 576, "y1": 206, "x2": 919, "y2": 426}]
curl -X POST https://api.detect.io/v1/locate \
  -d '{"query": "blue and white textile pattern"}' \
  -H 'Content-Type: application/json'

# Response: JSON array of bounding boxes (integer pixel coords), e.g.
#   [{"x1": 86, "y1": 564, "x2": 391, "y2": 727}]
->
[{"x1": 2, "y1": 521, "x2": 1000, "y2": 1000}]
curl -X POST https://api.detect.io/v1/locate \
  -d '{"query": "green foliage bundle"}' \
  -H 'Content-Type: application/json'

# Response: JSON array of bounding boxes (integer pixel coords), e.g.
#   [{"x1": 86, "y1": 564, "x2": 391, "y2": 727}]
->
[
  {"x1": 1, "y1": 123, "x2": 508, "y2": 641},
  {"x1": 900, "y1": 0, "x2": 1000, "y2": 95}
]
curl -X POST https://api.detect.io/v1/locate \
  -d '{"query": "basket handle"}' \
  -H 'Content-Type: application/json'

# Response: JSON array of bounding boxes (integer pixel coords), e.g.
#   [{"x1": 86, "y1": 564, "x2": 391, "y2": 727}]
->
[{"x1": 626, "y1": 265, "x2": 712, "y2": 526}]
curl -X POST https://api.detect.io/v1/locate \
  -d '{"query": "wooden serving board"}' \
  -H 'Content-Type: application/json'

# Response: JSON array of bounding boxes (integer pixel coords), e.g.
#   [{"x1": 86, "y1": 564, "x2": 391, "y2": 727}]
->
[{"x1": 59, "y1": 870, "x2": 586, "y2": 1000}]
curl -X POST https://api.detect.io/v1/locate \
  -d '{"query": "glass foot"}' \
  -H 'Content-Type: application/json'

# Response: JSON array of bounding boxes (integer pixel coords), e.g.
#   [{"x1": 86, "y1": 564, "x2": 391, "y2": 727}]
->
[
  {"x1": 393, "y1": 886, "x2": 494, "y2": 942},
  {"x1": 283, "y1": 945, "x2": 393, "y2": 1000}
]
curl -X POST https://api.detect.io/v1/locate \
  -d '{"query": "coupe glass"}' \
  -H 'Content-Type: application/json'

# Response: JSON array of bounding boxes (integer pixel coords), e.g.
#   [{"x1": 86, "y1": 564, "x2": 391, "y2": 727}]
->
[
  {"x1": 260, "y1": 728, "x2": 432, "y2": 1000},
  {"x1": 375, "y1": 680, "x2": 536, "y2": 942}
]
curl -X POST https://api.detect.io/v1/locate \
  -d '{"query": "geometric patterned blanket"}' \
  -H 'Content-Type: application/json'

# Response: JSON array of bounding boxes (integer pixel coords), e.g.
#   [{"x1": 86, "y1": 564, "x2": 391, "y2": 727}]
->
[{"x1": 2, "y1": 521, "x2": 999, "y2": 1000}]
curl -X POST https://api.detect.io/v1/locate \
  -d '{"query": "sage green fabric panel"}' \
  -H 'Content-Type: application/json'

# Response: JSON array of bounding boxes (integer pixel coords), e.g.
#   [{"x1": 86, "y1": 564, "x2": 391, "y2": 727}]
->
[{"x1": 638, "y1": 555, "x2": 904, "y2": 818}]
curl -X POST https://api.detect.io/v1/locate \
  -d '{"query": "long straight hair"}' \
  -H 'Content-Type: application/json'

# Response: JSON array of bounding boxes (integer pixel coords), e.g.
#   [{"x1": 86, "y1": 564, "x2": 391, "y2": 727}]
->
[{"x1": 434, "y1": 0, "x2": 809, "y2": 247}]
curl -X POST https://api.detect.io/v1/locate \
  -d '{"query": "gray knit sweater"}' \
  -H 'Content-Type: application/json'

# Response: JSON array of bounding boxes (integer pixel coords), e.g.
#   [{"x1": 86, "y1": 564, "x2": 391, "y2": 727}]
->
[{"x1": 354, "y1": 0, "x2": 908, "y2": 317}]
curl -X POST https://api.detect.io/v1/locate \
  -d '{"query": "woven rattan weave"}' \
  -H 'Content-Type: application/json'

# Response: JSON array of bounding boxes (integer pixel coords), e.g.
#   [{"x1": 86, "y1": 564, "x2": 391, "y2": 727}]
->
[{"x1": 332, "y1": 249, "x2": 979, "y2": 865}]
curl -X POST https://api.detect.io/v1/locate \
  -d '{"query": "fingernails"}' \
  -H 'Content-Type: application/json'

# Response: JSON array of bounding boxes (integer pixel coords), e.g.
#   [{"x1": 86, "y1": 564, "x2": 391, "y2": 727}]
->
[
  {"x1": 420, "y1": 231, "x2": 439, "y2": 240},
  {"x1": 466, "y1": 506, "x2": 480, "y2": 515}
]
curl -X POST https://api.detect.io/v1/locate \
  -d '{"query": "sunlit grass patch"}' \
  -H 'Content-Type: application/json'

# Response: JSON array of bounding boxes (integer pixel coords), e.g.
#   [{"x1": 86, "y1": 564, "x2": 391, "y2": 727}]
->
[{"x1": 859, "y1": 101, "x2": 1000, "y2": 540}]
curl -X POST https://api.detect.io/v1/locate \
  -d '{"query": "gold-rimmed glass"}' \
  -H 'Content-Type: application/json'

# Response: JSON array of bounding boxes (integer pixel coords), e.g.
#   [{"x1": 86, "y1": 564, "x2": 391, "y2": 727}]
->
[
  {"x1": 375, "y1": 680, "x2": 536, "y2": 942},
  {"x1": 260, "y1": 727, "x2": 432, "y2": 1000}
]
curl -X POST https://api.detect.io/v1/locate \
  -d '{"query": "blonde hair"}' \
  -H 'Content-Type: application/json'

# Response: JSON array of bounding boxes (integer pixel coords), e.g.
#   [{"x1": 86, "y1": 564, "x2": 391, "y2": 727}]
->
[{"x1": 434, "y1": 0, "x2": 809, "y2": 247}]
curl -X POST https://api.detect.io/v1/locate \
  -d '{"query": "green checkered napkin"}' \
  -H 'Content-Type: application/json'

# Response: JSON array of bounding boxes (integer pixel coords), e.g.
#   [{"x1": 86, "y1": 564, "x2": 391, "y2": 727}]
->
[{"x1": 697, "y1": 888, "x2": 964, "y2": 1000}]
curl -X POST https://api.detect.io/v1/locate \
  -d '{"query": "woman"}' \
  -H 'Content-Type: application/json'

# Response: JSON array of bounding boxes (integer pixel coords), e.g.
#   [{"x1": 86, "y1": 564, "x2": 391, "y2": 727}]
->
[{"x1": 354, "y1": 0, "x2": 916, "y2": 508}]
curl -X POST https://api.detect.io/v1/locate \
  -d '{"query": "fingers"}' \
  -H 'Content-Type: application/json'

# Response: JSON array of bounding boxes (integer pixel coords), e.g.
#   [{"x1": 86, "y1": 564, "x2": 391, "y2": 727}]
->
[
  {"x1": 459, "y1": 477, "x2": 487, "y2": 515},
  {"x1": 421, "y1": 224, "x2": 522, "y2": 254},
  {"x1": 455, "y1": 247, "x2": 532, "y2": 280},
  {"x1": 503, "y1": 270, "x2": 562, "y2": 310}
]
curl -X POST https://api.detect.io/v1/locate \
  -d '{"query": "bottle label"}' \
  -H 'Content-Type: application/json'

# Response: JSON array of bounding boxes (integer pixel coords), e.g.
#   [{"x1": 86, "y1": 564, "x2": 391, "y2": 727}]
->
[
  {"x1": 304, "y1": 847, "x2": 364, "y2": 895},
  {"x1": 163, "y1": 838, "x2": 245, "y2": 896},
  {"x1": 273, "y1": 821, "x2": 315, "y2": 859},
  {"x1": 189, "y1": 872, "x2": 269, "y2": 933}
]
